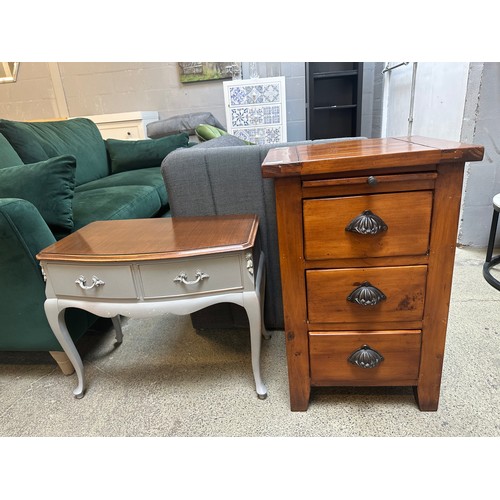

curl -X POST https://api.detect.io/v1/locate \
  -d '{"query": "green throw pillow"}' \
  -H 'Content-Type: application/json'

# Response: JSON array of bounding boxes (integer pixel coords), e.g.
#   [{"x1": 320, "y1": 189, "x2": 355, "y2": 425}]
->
[
  {"x1": 0, "y1": 155, "x2": 76, "y2": 231},
  {"x1": 0, "y1": 132, "x2": 24, "y2": 169},
  {"x1": 106, "y1": 133, "x2": 190, "y2": 174},
  {"x1": 195, "y1": 124, "x2": 254, "y2": 144},
  {"x1": 195, "y1": 124, "x2": 228, "y2": 142}
]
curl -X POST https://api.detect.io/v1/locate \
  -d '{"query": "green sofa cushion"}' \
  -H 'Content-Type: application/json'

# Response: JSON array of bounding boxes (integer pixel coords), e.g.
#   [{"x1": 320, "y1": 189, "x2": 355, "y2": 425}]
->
[
  {"x1": 75, "y1": 167, "x2": 168, "y2": 207},
  {"x1": 0, "y1": 133, "x2": 24, "y2": 169},
  {"x1": 71, "y1": 185, "x2": 162, "y2": 231},
  {"x1": 105, "y1": 133, "x2": 190, "y2": 174},
  {"x1": 0, "y1": 155, "x2": 76, "y2": 232},
  {"x1": 0, "y1": 118, "x2": 109, "y2": 186}
]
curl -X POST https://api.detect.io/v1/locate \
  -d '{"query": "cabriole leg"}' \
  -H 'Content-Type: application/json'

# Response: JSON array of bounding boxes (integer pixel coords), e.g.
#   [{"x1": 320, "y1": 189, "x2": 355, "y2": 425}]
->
[
  {"x1": 112, "y1": 315, "x2": 123, "y2": 344},
  {"x1": 45, "y1": 299, "x2": 85, "y2": 399},
  {"x1": 244, "y1": 294, "x2": 268, "y2": 399}
]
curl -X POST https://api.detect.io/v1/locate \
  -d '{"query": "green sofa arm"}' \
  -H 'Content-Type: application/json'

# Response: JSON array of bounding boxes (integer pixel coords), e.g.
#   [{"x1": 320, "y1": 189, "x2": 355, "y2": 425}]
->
[{"x1": 0, "y1": 198, "x2": 96, "y2": 352}]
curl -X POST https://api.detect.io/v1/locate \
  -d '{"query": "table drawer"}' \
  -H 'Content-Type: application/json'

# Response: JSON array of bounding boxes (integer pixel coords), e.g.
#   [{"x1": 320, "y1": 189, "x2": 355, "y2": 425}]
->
[
  {"x1": 309, "y1": 330, "x2": 422, "y2": 386},
  {"x1": 306, "y1": 265, "x2": 427, "y2": 324},
  {"x1": 303, "y1": 191, "x2": 432, "y2": 260},
  {"x1": 45, "y1": 263, "x2": 137, "y2": 299},
  {"x1": 139, "y1": 254, "x2": 244, "y2": 299}
]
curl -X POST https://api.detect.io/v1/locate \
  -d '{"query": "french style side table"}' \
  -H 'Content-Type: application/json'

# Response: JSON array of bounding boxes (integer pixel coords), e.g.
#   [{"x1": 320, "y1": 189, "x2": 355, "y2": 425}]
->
[
  {"x1": 262, "y1": 136, "x2": 484, "y2": 412},
  {"x1": 37, "y1": 215, "x2": 268, "y2": 399}
]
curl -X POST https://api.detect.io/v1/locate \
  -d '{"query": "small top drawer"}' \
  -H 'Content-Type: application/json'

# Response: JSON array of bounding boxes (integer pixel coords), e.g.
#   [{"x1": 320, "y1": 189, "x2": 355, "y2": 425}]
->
[
  {"x1": 303, "y1": 191, "x2": 432, "y2": 260},
  {"x1": 138, "y1": 253, "x2": 245, "y2": 299},
  {"x1": 45, "y1": 263, "x2": 137, "y2": 299}
]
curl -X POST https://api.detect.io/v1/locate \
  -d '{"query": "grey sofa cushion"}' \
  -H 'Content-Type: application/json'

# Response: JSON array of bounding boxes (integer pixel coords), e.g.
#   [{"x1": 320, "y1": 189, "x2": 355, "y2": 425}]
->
[
  {"x1": 190, "y1": 134, "x2": 248, "y2": 149},
  {"x1": 147, "y1": 112, "x2": 226, "y2": 139}
]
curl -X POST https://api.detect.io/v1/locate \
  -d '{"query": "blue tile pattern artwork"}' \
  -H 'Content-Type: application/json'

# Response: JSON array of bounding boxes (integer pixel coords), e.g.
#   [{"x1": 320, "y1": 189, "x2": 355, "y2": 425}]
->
[
  {"x1": 230, "y1": 105, "x2": 281, "y2": 128},
  {"x1": 229, "y1": 83, "x2": 281, "y2": 106},
  {"x1": 234, "y1": 127, "x2": 282, "y2": 145},
  {"x1": 224, "y1": 77, "x2": 286, "y2": 144}
]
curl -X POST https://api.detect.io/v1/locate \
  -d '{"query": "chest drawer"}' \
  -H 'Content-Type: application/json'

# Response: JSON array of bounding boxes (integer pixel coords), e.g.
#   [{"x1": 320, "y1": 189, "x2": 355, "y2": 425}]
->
[
  {"x1": 138, "y1": 253, "x2": 244, "y2": 299},
  {"x1": 309, "y1": 330, "x2": 422, "y2": 386},
  {"x1": 303, "y1": 191, "x2": 432, "y2": 260},
  {"x1": 45, "y1": 263, "x2": 137, "y2": 299},
  {"x1": 306, "y1": 265, "x2": 427, "y2": 324}
]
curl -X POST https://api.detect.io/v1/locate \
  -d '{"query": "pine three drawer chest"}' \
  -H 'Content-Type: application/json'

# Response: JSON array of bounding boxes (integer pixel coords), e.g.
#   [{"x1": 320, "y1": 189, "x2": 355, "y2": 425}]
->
[{"x1": 261, "y1": 136, "x2": 484, "y2": 411}]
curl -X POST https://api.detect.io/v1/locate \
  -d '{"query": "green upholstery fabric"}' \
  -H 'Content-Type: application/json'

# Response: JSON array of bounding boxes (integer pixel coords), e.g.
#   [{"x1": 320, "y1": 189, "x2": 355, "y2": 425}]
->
[
  {"x1": 195, "y1": 124, "x2": 228, "y2": 142},
  {"x1": 71, "y1": 185, "x2": 161, "y2": 231},
  {"x1": 0, "y1": 118, "x2": 109, "y2": 186},
  {"x1": 0, "y1": 133, "x2": 23, "y2": 168},
  {"x1": 0, "y1": 155, "x2": 76, "y2": 232},
  {"x1": 75, "y1": 167, "x2": 168, "y2": 207},
  {"x1": 0, "y1": 198, "x2": 95, "y2": 350},
  {"x1": 194, "y1": 124, "x2": 253, "y2": 145},
  {"x1": 105, "y1": 133, "x2": 189, "y2": 174},
  {"x1": 0, "y1": 118, "x2": 175, "y2": 356}
]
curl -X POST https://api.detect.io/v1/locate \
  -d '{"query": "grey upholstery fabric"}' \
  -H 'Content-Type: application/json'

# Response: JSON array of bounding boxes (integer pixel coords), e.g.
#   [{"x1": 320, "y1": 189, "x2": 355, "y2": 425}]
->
[
  {"x1": 161, "y1": 137, "x2": 364, "y2": 330},
  {"x1": 147, "y1": 112, "x2": 226, "y2": 139},
  {"x1": 190, "y1": 135, "x2": 248, "y2": 149}
]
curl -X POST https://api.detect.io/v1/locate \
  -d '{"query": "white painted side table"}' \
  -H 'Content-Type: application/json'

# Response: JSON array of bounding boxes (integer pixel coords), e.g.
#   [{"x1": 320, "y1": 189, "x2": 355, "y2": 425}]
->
[{"x1": 37, "y1": 215, "x2": 268, "y2": 399}]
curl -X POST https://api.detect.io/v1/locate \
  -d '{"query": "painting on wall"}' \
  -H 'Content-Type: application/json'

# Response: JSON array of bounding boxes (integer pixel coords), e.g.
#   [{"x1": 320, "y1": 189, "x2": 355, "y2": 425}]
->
[
  {"x1": 178, "y1": 62, "x2": 241, "y2": 83},
  {"x1": 0, "y1": 62, "x2": 19, "y2": 83}
]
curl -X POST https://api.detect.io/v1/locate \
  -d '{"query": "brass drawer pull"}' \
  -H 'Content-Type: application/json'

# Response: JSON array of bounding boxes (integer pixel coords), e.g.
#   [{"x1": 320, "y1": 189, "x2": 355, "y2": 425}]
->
[
  {"x1": 75, "y1": 275, "x2": 105, "y2": 290},
  {"x1": 345, "y1": 210, "x2": 388, "y2": 235},
  {"x1": 173, "y1": 271, "x2": 209, "y2": 285},
  {"x1": 347, "y1": 281, "x2": 386, "y2": 306},
  {"x1": 348, "y1": 345, "x2": 384, "y2": 369}
]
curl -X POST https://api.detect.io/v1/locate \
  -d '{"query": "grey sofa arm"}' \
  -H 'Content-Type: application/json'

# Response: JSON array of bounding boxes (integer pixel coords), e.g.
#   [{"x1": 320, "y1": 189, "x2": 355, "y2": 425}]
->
[
  {"x1": 162, "y1": 143, "x2": 284, "y2": 329},
  {"x1": 161, "y1": 137, "x2": 365, "y2": 330}
]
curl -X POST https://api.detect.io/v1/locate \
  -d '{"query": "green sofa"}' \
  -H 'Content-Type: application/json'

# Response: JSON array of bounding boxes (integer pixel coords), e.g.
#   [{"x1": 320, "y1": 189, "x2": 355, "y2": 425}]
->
[{"x1": 0, "y1": 117, "x2": 189, "y2": 373}]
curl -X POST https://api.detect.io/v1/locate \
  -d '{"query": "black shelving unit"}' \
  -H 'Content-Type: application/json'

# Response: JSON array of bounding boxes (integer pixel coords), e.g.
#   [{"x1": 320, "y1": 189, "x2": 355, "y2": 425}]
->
[{"x1": 306, "y1": 62, "x2": 363, "y2": 140}]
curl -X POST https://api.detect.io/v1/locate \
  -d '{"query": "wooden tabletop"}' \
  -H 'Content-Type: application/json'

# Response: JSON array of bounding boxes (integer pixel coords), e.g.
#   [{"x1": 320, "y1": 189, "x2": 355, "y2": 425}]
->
[
  {"x1": 37, "y1": 215, "x2": 259, "y2": 263},
  {"x1": 261, "y1": 136, "x2": 484, "y2": 177}
]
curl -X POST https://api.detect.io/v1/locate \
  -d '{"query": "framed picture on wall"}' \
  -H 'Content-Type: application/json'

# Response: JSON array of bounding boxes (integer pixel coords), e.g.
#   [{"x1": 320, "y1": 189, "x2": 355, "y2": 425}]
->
[
  {"x1": 178, "y1": 62, "x2": 240, "y2": 83},
  {"x1": 0, "y1": 62, "x2": 19, "y2": 83}
]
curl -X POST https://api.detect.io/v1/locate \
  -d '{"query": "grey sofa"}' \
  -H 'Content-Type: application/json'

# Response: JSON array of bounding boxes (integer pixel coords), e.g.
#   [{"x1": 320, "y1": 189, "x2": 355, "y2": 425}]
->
[{"x1": 161, "y1": 135, "x2": 361, "y2": 331}]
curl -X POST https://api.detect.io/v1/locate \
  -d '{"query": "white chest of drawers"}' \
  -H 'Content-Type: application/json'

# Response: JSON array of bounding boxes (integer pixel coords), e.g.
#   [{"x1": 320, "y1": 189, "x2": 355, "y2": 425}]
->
[{"x1": 82, "y1": 111, "x2": 158, "y2": 140}]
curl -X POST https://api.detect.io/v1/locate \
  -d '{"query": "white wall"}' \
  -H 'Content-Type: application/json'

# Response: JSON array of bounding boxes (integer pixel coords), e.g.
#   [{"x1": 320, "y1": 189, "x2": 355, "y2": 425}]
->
[
  {"x1": 382, "y1": 62, "x2": 469, "y2": 140},
  {"x1": 379, "y1": 62, "x2": 500, "y2": 248}
]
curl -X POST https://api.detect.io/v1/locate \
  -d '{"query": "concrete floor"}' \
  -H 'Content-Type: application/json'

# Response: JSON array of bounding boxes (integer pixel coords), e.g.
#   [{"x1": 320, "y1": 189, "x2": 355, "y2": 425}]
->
[
  {"x1": 1, "y1": 246, "x2": 497, "y2": 496},
  {"x1": 1, "y1": 247, "x2": 498, "y2": 438}
]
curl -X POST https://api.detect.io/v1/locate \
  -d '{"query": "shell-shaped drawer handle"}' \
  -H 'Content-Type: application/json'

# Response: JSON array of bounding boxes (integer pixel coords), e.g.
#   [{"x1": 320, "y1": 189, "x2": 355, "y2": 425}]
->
[
  {"x1": 75, "y1": 275, "x2": 105, "y2": 290},
  {"x1": 173, "y1": 271, "x2": 209, "y2": 285},
  {"x1": 346, "y1": 210, "x2": 388, "y2": 235},
  {"x1": 347, "y1": 281, "x2": 386, "y2": 306},
  {"x1": 348, "y1": 345, "x2": 384, "y2": 369}
]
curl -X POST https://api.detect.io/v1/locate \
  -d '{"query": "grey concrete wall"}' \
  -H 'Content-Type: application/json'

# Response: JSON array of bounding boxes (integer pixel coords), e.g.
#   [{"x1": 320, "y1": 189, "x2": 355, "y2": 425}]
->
[
  {"x1": 360, "y1": 62, "x2": 385, "y2": 138},
  {"x1": 0, "y1": 62, "x2": 308, "y2": 141},
  {"x1": 459, "y1": 62, "x2": 500, "y2": 247},
  {"x1": 0, "y1": 61, "x2": 376, "y2": 144},
  {"x1": 0, "y1": 62, "x2": 230, "y2": 127},
  {"x1": 0, "y1": 63, "x2": 59, "y2": 119}
]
